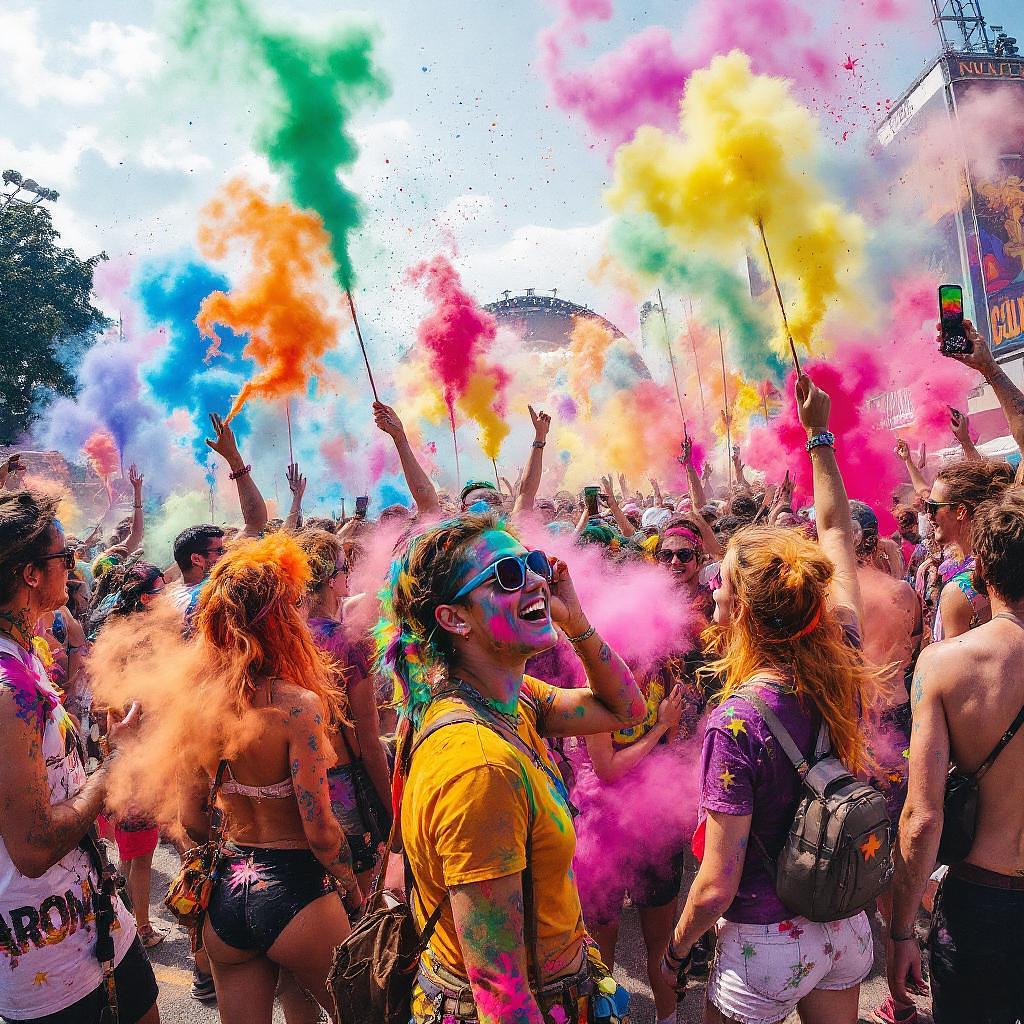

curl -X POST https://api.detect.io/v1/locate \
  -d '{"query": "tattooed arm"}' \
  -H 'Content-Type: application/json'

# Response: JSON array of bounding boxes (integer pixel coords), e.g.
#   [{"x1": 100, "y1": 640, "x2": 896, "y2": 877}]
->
[
  {"x1": 667, "y1": 810, "x2": 749, "y2": 957},
  {"x1": 0, "y1": 689, "x2": 136, "y2": 878},
  {"x1": 889, "y1": 654, "x2": 947, "y2": 1004},
  {"x1": 206, "y1": 413, "x2": 269, "y2": 538},
  {"x1": 449, "y1": 874, "x2": 545, "y2": 1024},
  {"x1": 286, "y1": 689, "x2": 361, "y2": 904}
]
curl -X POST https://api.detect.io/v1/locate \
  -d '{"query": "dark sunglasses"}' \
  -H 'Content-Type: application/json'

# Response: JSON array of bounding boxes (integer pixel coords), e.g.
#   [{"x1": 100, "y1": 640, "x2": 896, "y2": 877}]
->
[
  {"x1": 452, "y1": 550, "x2": 552, "y2": 601},
  {"x1": 38, "y1": 547, "x2": 76, "y2": 571},
  {"x1": 657, "y1": 548, "x2": 697, "y2": 565},
  {"x1": 924, "y1": 500, "x2": 957, "y2": 516}
]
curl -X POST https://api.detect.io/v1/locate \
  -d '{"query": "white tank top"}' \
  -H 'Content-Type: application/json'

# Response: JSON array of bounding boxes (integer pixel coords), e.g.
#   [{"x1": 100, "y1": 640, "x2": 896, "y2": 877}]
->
[{"x1": 0, "y1": 636, "x2": 136, "y2": 1018}]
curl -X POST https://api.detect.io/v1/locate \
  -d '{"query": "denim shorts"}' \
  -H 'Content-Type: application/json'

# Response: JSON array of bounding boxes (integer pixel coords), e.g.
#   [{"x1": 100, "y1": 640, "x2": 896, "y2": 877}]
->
[{"x1": 707, "y1": 912, "x2": 873, "y2": 1024}]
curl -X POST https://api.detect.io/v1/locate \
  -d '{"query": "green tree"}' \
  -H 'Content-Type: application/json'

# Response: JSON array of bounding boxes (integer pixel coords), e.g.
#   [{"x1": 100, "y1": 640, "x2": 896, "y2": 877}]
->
[{"x1": 0, "y1": 202, "x2": 108, "y2": 443}]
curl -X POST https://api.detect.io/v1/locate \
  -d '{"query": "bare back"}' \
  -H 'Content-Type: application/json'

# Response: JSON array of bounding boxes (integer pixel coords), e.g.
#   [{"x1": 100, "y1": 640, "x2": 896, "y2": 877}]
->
[
  {"x1": 936, "y1": 616, "x2": 1024, "y2": 874},
  {"x1": 212, "y1": 678, "x2": 337, "y2": 849},
  {"x1": 857, "y1": 563, "x2": 921, "y2": 706}
]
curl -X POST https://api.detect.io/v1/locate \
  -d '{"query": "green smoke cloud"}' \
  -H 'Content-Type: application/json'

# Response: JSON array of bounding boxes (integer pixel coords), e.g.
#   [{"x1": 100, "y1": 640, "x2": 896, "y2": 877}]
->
[{"x1": 178, "y1": 0, "x2": 389, "y2": 291}]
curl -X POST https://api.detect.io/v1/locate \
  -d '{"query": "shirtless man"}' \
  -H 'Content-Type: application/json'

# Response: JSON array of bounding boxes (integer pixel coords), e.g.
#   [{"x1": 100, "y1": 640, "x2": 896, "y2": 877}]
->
[{"x1": 887, "y1": 488, "x2": 1024, "y2": 1023}]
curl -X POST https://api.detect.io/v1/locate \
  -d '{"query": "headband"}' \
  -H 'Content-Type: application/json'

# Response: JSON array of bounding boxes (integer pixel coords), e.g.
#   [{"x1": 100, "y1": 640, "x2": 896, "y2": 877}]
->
[{"x1": 663, "y1": 527, "x2": 701, "y2": 546}]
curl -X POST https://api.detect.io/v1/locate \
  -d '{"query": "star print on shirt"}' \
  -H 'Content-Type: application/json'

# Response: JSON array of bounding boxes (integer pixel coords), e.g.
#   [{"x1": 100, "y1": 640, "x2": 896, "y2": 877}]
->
[
  {"x1": 725, "y1": 717, "x2": 747, "y2": 738},
  {"x1": 32, "y1": 972, "x2": 48, "y2": 986},
  {"x1": 860, "y1": 832, "x2": 881, "y2": 861},
  {"x1": 719, "y1": 766, "x2": 736, "y2": 791},
  {"x1": 722, "y1": 705, "x2": 737, "y2": 720}
]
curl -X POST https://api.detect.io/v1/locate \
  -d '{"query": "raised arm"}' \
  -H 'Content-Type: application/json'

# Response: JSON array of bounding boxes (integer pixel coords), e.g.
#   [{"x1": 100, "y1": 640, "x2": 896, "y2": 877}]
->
[
  {"x1": 894, "y1": 438, "x2": 930, "y2": 499},
  {"x1": 0, "y1": 695, "x2": 138, "y2": 878},
  {"x1": 372, "y1": 401, "x2": 440, "y2": 516},
  {"x1": 122, "y1": 464, "x2": 145, "y2": 554},
  {"x1": 206, "y1": 413, "x2": 269, "y2": 537},
  {"x1": 284, "y1": 462, "x2": 306, "y2": 532},
  {"x1": 731, "y1": 446, "x2": 752, "y2": 494},
  {"x1": 600, "y1": 474, "x2": 635, "y2": 538},
  {"x1": 537, "y1": 556, "x2": 645, "y2": 736},
  {"x1": 949, "y1": 408, "x2": 982, "y2": 462},
  {"x1": 797, "y1": 373, "x2": 863, "y2": 626},
  {"x1": 678, "y1": 436, "x2": 707, "y2": 510},
  {"x1": 649, "y1": 474, "x2": 664, "y2": 508},
  {"x1": 513, "y1": 405, "x2": 551, "y2": 516}
]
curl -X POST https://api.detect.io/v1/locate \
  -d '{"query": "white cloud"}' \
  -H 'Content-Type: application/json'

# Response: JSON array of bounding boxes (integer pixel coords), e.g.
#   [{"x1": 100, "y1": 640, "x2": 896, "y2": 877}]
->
[
  {"x1": 0, "y1": 9, "x2": 160, "y2": 108},
  {"x1": 0, "y1": 127, "x2": 97, "y2": 187}
]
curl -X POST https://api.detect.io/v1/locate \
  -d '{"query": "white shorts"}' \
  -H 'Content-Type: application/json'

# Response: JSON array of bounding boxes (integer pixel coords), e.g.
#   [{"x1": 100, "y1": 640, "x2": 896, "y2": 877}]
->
[{"x1": 707, "y1": 912, "x2": 873, "y2": 1024}]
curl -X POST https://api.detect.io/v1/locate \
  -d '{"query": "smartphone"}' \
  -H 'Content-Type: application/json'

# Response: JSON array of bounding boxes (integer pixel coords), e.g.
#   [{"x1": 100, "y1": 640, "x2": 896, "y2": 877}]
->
[
  {"x1": 583, "y1": 486, "x2": 600, "y2": 517},
  {"x1": 939, "y1": 285, "x2": 971, "y2": 355},
  {"x1": 355, "y1": 495, "x2": 369, "y2": 518}
]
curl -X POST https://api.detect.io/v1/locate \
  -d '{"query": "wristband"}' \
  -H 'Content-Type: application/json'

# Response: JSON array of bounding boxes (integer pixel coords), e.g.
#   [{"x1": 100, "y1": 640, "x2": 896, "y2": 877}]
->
[
  {"x1": 532, "y1": 440, "x2": 546, "y2": 449},
  {"x1": 806, "y1": 431, "x2": 836, "y2": 454},
  {"x1": 565, "y1": 624, "x2": 596, "y2": 646},
  {"x1": 229, "y1": 464, "x2": 252, "y2": 481}
]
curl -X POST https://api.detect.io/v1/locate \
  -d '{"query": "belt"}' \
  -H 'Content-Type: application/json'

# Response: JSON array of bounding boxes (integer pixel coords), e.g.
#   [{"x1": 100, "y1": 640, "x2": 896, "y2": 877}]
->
[
  {"x1": 948, "y1": 861, "x2": 1024, "y2": 891},
  {"x1": 417, "y1": 956, "x2": 592, "y2": 1022}
]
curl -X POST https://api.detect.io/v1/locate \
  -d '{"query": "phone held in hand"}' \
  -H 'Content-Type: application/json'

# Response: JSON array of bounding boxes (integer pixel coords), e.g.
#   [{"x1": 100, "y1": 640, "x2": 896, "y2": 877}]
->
[
  {"x1": 939, "y1": 284, "x2": 972, "y2": 356},
  {"x1": 583, "y1": 486, "x2": 600, "y2": 517},
  {"x1": 355, "y1": 495, "x2": 369, "y2": 518}
]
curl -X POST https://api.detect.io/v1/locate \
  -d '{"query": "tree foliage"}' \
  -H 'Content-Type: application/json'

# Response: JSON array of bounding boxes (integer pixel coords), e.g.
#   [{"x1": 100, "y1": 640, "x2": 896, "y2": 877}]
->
[{"x1": 0, "y1": 203, "x2": 109, "y2": 443}]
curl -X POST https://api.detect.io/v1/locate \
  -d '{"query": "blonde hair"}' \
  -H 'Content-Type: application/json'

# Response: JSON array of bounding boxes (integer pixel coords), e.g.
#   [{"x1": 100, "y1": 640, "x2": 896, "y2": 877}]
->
[{"x1": 704, "y1": 526, "x2": 877, "y2": 772}]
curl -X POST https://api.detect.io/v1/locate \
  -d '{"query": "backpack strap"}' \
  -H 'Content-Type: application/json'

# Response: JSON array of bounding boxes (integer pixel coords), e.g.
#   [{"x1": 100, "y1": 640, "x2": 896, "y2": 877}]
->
[
  {"x1": 974, "y1": 701, "x2": 1024, "y2": 782},
  {"x1": 738, "y1": 688, "x2": 812, "y2": 781}
]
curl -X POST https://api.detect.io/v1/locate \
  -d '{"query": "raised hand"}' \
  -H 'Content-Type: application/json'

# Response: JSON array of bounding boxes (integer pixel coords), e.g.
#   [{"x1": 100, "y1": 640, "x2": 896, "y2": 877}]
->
[
  {"x1": 795, "y1": 374, "x2": 831, "y2": 437},
  {"x1": 128, "y1": 464, "x2": 143, "y2": 492},
  {"x1": 287, "y1": 462, "x2": 307, "y2": 500},
  {"x1": 205, "y1": 413, "x2": 243, "y2": 466},
  {"x1": 529, "y1": 404, "x2": 551, "y2": 441},
  {"x1": 372, "y1": 401, "x2": 406, "y2": 440},
  {"x1": 937, "y1": 318, "x2": 997, "y2": 376},
  {"x1": 894, "y1": 438, "x2": 911, "y2": 462},
  {"x1": 679, "y1": 436, "x2": 693, "y2": 466}
]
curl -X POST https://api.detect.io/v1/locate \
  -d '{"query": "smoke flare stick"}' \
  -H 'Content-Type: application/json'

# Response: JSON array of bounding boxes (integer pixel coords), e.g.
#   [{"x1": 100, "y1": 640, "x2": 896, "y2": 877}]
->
[
  {"x1": 756, "y1": 218, "x2": 802, "y2": 376},
  {"x1": 346, "y1": 290, "x2": 380, "y2": 403},
  {"x1": 718, "y1": 323, "x2": 734, "y2": 488},
  {"x1": 656, "y1": 288, "x2": 688, "y2": 434}
]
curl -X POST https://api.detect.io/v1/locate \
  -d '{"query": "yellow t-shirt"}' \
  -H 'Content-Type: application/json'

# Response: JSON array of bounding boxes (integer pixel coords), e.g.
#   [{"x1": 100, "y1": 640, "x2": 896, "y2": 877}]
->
[{"x1": 402, "y1": 676, "x2": 585, "y2": 981}]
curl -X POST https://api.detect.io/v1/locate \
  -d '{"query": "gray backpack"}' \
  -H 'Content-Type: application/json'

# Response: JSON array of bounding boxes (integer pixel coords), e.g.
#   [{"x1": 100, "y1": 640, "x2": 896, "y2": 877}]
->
[{"x1": 741, "y1": 688, "x2": 893, "y2": 922}]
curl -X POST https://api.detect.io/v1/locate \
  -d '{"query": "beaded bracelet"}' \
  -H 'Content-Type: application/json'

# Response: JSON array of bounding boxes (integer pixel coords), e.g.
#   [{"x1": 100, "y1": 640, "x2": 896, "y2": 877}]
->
[
  {"x1": 229, "y1": 464, "x2": 252, "y2": 481},
  {"x1": 565, "y1": 624, "x2": 596, "y2": 645}
]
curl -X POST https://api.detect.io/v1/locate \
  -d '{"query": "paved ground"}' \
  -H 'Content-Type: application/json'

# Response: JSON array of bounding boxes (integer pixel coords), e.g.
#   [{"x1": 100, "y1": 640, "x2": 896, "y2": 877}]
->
[{"x1": 145, "y1": 841, "x2": 932, "y2": 1023}]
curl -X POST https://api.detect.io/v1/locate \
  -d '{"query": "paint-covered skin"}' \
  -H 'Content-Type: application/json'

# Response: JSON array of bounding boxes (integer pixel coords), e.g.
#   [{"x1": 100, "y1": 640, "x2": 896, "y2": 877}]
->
[
  {"x1": 453, "y1": 530, "x2": 559, "y2": 659},
  {"x1": 449, "y1": 874, "x2": 545, "y2": 1024}
]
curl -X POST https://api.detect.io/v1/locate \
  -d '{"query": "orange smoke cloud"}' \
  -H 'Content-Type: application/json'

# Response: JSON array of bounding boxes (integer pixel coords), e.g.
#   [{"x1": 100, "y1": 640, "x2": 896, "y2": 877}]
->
[
  {"x1": 568, "y1": 316, "x2": 615, "y2": 415},
  {"x1": 196, "y1": 178, "x2": 345, "y2": 422}
]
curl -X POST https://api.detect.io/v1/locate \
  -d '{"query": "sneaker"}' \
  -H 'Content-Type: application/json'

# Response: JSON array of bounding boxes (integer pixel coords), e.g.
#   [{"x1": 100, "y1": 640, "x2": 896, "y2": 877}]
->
[
  {"x1": 191, "y1": 969, "x2": 217, "y2": 1003},
  {"x1": 868, "y1": 996, "x2": 918, "y2": 1024}
]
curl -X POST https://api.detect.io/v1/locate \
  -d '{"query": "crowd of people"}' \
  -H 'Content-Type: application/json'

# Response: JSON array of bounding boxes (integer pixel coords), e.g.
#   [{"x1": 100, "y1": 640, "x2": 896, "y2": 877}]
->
[{"x1": 2, "y1": 319, "x2": 1024, "y2": 1024}]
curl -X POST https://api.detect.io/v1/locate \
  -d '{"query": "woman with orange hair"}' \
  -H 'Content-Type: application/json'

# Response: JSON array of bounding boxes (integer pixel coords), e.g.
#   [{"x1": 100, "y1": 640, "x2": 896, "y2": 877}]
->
[
  {"x1": 178, "y1": 533, "x2": 361, "y2": 1024},
  {"x1": 661, "y1": 375, "x2": 877, "y2": 1024}
]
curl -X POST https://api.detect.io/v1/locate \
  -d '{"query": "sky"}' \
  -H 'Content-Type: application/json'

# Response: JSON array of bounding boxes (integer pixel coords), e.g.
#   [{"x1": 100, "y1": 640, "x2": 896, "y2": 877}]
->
[{"x1": 3, "y1": 0, "x2": 1019, "y2": 340}]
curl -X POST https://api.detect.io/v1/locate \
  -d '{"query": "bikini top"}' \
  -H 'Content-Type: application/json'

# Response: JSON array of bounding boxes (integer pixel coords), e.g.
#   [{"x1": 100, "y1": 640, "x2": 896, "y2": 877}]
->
[{"x1": 219, "y1": 762, "x2": 295, "y2": 800}]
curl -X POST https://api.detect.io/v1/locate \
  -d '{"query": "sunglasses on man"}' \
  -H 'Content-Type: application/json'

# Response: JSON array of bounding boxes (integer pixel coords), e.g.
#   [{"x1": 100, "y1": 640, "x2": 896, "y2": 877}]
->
[
  {"x1": 452, "y1": 550, "x2": 552, "y2": 602},
  {"x1": 37, "y1": 547, "x2": 76, "y2": 571},
  {"x1": 923, "y1": 500, "x2": 958, "y2": 516},
  {"x1": 656, "y1": 548, "x2": 697, "y2": 565}
]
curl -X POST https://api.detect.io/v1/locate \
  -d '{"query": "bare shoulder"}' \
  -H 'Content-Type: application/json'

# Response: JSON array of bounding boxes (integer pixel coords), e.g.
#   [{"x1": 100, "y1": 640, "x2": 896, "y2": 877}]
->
[{"x1": 271, "y1": 680, "x2": 327, "y2": 729}]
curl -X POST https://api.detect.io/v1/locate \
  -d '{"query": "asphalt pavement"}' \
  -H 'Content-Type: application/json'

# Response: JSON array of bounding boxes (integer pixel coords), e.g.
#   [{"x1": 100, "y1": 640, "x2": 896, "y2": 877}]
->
[{"x1": 144, "y1": 841, "x2": 933, "y2": 1024}]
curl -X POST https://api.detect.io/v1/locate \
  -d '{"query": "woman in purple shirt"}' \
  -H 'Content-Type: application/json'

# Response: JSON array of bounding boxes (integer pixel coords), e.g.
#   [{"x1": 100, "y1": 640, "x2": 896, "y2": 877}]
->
[{"x1": 661, "y1": 374, "x2": 878, "y2": 1024}]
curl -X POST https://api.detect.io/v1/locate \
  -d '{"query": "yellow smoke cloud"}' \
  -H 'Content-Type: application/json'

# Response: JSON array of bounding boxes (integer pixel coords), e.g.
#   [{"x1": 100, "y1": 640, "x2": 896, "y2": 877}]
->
[
  {"x1": 458, "y1": 363, "x2": 510, "y2": 460},
  {"x1": 606, "y1": 50, "x2": 865, "y2": 358}
]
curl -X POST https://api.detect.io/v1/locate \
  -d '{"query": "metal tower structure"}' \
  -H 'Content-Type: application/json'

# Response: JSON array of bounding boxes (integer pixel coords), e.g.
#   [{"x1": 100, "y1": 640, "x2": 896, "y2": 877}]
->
[{"x1": 930, "y1": 0, "x2": 994, "y2": 53}]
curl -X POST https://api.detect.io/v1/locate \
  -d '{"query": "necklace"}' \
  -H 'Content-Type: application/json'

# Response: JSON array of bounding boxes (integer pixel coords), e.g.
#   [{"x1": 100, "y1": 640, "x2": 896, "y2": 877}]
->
[{"x1": 449, "y1": 677, "x2": 521, "y2": 731}]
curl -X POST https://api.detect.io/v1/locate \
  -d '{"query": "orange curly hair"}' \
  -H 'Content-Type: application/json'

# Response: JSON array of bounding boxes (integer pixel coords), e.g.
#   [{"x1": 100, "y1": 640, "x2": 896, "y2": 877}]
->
[
  {"x1": 703, "y1": 526, "x2": 878, "y2": 772},
  {"x1": 193, "y1": 532, "x2": 344, "y2": 722}
]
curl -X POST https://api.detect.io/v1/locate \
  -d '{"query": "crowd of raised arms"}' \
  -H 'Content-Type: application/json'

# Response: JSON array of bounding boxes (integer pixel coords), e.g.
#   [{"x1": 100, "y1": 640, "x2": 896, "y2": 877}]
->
[{"x1": 2, "y1": 317, "x2": 1024, "y2": 1024}]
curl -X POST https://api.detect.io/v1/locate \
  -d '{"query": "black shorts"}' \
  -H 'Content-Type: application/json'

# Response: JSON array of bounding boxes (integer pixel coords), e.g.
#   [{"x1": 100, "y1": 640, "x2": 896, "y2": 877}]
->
[
  {"x1": 929, "y1": 864, "x2": 1024, "y2": 1024},
  {"x1": 4, "y1": 937, "x2": 158, "y2": 1024}
]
